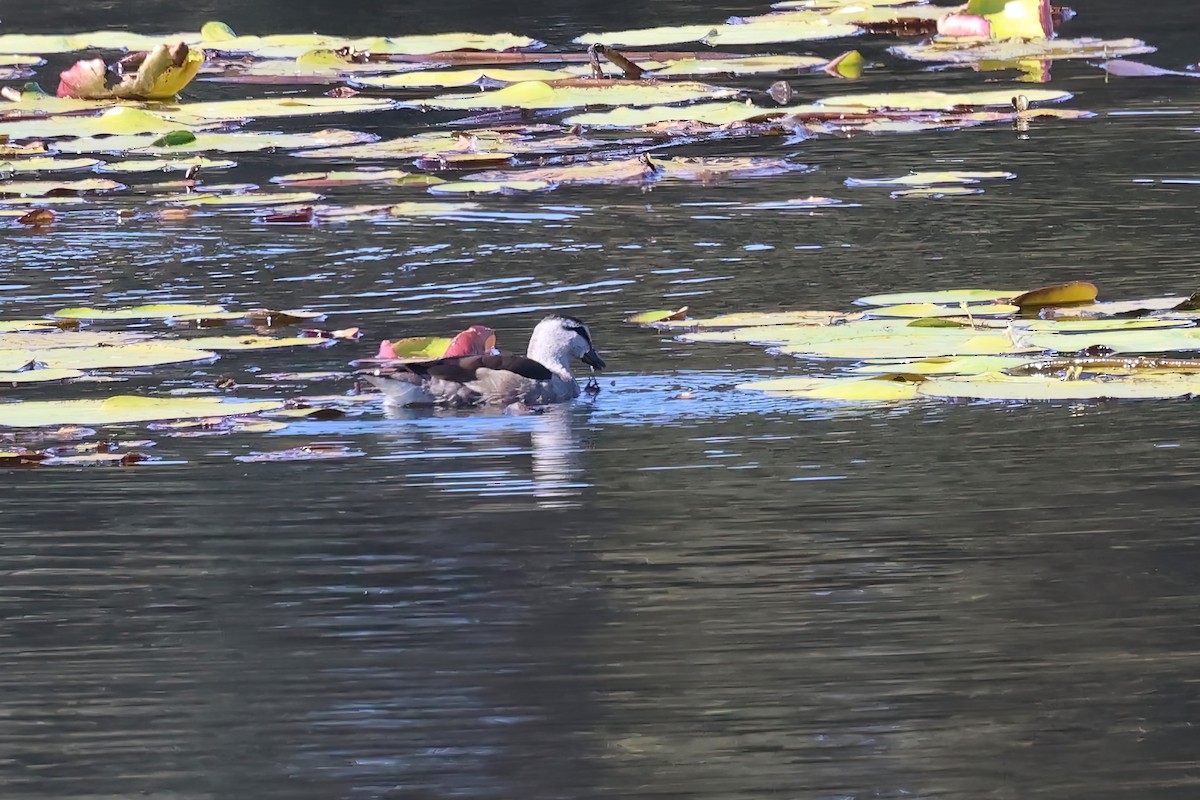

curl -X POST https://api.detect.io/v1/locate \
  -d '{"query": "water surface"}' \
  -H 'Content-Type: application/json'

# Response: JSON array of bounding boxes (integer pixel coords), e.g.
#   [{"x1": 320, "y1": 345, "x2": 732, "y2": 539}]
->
[{"x1": 3, "y1": 1, "x2": 1200, "y2": 798}]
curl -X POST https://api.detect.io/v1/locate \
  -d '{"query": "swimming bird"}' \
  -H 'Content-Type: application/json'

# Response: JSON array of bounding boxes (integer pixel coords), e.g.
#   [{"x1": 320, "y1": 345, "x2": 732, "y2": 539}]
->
[{"x1": 363, "y1": 314, "x2": 604, "y2": 407}]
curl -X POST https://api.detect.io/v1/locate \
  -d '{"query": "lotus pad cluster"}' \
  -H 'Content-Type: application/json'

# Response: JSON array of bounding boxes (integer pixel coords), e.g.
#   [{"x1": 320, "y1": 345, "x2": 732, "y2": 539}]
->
[
  {"x1": 0, "y1": 0, "x2": 1151, "y2": 222},
  {"x1": 630, "y1": 282, "x2": 1200, "y2": 403}
]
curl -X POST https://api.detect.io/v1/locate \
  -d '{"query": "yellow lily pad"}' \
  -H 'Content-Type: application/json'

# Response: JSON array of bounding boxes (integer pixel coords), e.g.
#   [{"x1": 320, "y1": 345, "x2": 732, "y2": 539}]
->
[
  {"x1": 1011, "y1": 281, "x2": 1098, "y2": 309},
  {"x1": 0, "y1": 179, "x2": 124, "y2": 197},
  {"x1": 846, "y1": 171, "x2": 1016, "y2": 187},
  {"x1": 388, "y1": 201, "x2": 481, "y2": 217},
  {"x1": 357, "y1": 68, "x2": 578, "y2": 89},
  {"x1": 0, "y1": 107, "x2": 203, "y2": 142},
  {"x1": 0, "y1": 368, "x2": 85, "y2": 384},
  {"x1": 850, "y1": 355, "x2": 1033, "y2": 375},
  {"x1": 918, "y1": 372, "x2": 1200, "y2": 401},
  {"x1": 625, "y1": 307, "x2": 690, "y2": 325},
  {"x1": 0, "y1": 395, "x2": 285, "y2": 428},
  {"x1": 0, "y1": 344, "x2": 217, "y2": 370},
  {"x1": 565, "y1": 101, "x2": 802, "y2": 128},
  {"x1": 423, "y1": 79, "x2": 739, "y2": 110},
  {"x1": 0, "y1": 157, "x2": 103, "y2": 173},
  {"x1": 156, "y1": 96, "x2": 397, "y2": 124},
  {"x1": 1024, "y1": 329, "x2": 1200, "y2": 355},
  {"x1": 816, "y1": 88, "x2": 1069, "y2": 110},
  {"x1": 52, "y1": 304, "x2": 225, "y2": 320},
  {"x1": 855, "y1": 289, "x2": 1019, "y2": 306},
  {"x1": 168, "y1": 192, "x2": 323, "y2": 207},
  {"x1": 427, "y1": 180, "x2": 553, "y2": 195},
  {"x1": 96, "y1": 157, "x2": 237, "y2": 173},
  {"x1": 655, "y1": 310, "x2": 849, "y2": 329},
  {"x1": 649, "y1": 55, "x2": 827, "y2": 77},
  {"x1": 171, "y1": 336, "x2": 336, "y2": 351},
  {"x1": 48, "y1": 129, "x2": 376, "y2": 156},
  {"x1": 866, "y1": 302, "x2": 1019, "y2": 318},
  {"x1": 892, "y1": 36, "x2": 1155, "y2": 64},
  {"x1": 387, "y1": 337, "x2": 454, "y2": 359}
]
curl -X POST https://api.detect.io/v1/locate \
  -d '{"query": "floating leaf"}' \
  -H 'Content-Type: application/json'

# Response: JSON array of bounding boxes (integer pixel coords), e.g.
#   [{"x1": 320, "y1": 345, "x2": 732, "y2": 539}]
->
[
  {"x1": 846, "y1": 171, "x2": 1015, "y2": 187},
  {"x1": 890, "y1": 186, "x2": 983, "y2": 199},
  {"x1": 0, "y1": 179, "x2": 124, "y2": 197},
  {"x1": 150, "y1": 130, "x2": 197, "y2": 147},
  {"x1": 47, "y1": 129, "x2": 377, "y2": 156},
  {"x1": 918, "y1": 372, "x2": 1200, "y2": 401},
  {"x1": 422, "y1": 79, "x2": 740, "y2": 110},
  {"x1": 625, "y1": 307, "x2": 690, "y2": 325},
  {"x1": 167, "y1": 308, "x2": 326, "y2": 326},
  {"x1": 855, "y1": 289, "x2": 1019, "y2": 306},
  {"x1": 357, "y1": 67, "x2": 578, "y2": 89},
  {"x1": 428, "y1": 180, "x2": 553, "y2": 195},
  {"x1": 0, "y1": 157, "x2": 102, "y2": 173},
  {"x1": 52, "y1": 303, "x2": 225, "y2": 320},
  {"x1": 381, "y1": 337, "x2": 454, "y2": 359},
  {"x1": 8, "y1": 343, "x2": 218, "y2": 370},
  {"x1": 269, "y1": 168, "x2": 417, "y2": 188},
  {"x1": 1100, "y1": 60, "x2": 1200, "y2": 79},
  {"x1": 234, "y1": 444, "x2": 367, "y2": 463},
  {"x1": 654, "y1": 310, "x2": 850, "y2": 329},
  {"x1": 97, "y1": 157, "x2": 237, "y2": 173},
  {"x1": 167, "y1": 191, "x2": 323, "y2": 207},
  {"x1": 649, "y1": 55, "x2": 827, "y2": 77},
  {"x1": 893, "y1": 37, "x2": 1153, "y2": 64},
  {"x1": 866, "y1": 302, "x2": 1019, "y2": 318},
  {"x1": 1011, "y1": 281, "x2": 1098, "y2": 309},
  {"x1": 171, "y1": 335, "x2": 337, "y2": 351},
  {"x1": 0, "y1": 395, "x2": 284, "y2": 428},
  {"x1": 565, "y1": 100, "x2": 802, "y2": 127},
  {"x1": 851, "y1": 355, "x2": 1032, "y2": 376},
  {"x1": 817, "y1": 88, "x2": 1069, "y2": 110},
  {"x1": 0, "y1": 368, "x2": 84, "y2": 384},
  {"x1": 737, "y1": 374, "x2": 924, "y2": 402},
  {"x1": 575, "y1": 15, "x2": 859, "y2": 47},
  {"x1": 157, "y1": 96, "x2": 397, "y2": 123}
]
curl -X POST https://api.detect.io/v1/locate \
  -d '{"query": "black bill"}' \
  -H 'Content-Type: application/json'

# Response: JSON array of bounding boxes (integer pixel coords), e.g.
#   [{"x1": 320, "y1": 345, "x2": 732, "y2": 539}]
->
[{"x1": 581, "y1": 349, "x2": 606, "y2": 370}]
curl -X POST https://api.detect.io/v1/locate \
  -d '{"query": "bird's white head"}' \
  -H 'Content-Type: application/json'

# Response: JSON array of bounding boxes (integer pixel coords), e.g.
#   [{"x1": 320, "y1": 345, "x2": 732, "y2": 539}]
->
[{"x1": 527, "y1": 314, "x2": 605, "y2": 376}]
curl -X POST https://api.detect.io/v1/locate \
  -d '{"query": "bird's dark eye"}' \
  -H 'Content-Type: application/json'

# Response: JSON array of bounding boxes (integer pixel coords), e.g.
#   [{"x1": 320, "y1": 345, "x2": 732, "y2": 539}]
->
[{"x1": 564, "y1": 324, "x2": 591, "y2": 344}]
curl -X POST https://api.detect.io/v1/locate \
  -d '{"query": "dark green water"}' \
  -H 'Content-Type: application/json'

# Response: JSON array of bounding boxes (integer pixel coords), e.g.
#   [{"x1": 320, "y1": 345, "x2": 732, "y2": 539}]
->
[{"x1": 3, "y1": 1, "x2": 1200, "y2": 798}]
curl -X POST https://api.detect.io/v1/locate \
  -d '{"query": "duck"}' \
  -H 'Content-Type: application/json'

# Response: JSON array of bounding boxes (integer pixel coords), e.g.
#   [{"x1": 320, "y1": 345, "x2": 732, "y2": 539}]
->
[{"x1": 362, "y1": 314, "x2": 605, "y2": 407}]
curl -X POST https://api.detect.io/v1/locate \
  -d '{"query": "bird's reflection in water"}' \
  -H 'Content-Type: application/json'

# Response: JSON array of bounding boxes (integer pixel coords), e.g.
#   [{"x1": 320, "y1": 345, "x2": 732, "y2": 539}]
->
[{"x1": 379, "y1": 402, "x2": 591, "y2": 509}]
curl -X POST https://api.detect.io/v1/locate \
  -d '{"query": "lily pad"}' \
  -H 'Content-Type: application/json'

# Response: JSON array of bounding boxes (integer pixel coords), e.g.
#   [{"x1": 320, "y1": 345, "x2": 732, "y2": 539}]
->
[
  {"x1": 0, "y1": 179, "x2": 124, "y2": 197},
  {"x1": 11, "y1": 343, "x2": 219, "y2": 370},
  {"x1": 0, "y1": 368, "x2": 85, "y2": 384},
  {"x1": 422, "y1": 79, "x2": 740, "y2": 110},
  {"x1": 0, "y1": 395, "x2": 284, "y2": 428},
  {"x1": 357, "y1": 67, "x2": 578, "y2": 89},
  {"x1": 855, "y1": 289, "x2": 1019, "y2": 307},
  {"x1": 269, "y1": 169, "x2": 420, "y2": 188},
  {"x1": 171, "y1": 336, "x2": 337, "y2": 351},
  {"x1": 816, "y1": 89, "x2": 1070, "y2": 110},
  {"x1": 737, "y1": 374, "x2": 924, "y2": 402},
  {"x1": 649, "y1": 55, "x2": 827, "y2": 77},
  {"x1": 0, "y1": 157, "x2": 103, "y2": 173},
  {"x1": 893, "y1": 37, "x2": 1154, "y2": 64},
  {"x1": 52, "y1": 303, "x2": 225, "y2": 320},
  {"x1": 167, "y1": 192, "x2": 323, "y2": 207},
  {"x1": 918, "y1": 372, "x2": 1200, "y2": 401},
  {"x1": 846, "y1": 171, "x2": 1015, "y2": 187}
]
